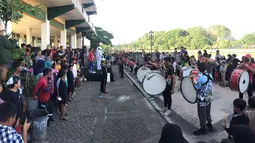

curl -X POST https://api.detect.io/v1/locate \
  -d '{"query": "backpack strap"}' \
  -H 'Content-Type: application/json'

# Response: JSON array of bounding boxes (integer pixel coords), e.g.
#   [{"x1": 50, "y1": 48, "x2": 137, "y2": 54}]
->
[{"x1": 201, "y1": 73, "x2": 213, "y2": 86}]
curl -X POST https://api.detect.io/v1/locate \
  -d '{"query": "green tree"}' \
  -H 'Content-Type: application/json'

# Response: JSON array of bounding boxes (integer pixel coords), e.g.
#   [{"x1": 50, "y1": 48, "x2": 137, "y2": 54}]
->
[
  {"x1": 207, "y1": 25, "x2": 232, "y2": 40},
  {"x1": 88, "y1": 27, "x2": 114, "y2": 45},
  {"x1": 0, "y1": 0, "x2": 43, "y2": 34},
  {"x1": 188, "y1": 26, "x2": 210, "y2": 50},
  {"x1": 241, "y1": 33, "x2": 255, "y2": 45}
]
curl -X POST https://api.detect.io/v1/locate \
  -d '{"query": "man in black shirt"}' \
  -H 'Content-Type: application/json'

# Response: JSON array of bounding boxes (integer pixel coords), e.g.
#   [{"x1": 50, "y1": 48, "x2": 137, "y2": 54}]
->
[
  {"x1": 224, "y1": 98, "x2": 249, "y2": 140},
  {"x1": 162, "y1": 57, "x2": 176, "y2": 116}
]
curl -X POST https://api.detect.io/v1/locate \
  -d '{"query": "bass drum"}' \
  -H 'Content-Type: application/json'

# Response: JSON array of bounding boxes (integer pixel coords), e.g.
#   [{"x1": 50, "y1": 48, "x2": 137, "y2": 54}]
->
[
  {"x1": 142, "y1": 71, "x2": 166, "y2": 95},
  {"x1": 180, "y1": 76, "x2": 197, "y2": 104},
  {"x1": 180, "y1": 66, "x2": 193, "y2": 78},
  {"x1": 229, "y1": 69, "x2": 249, "y2": 93},
  {"x1": 137, "y1": 67, "x2": 151, "y2": 82}
]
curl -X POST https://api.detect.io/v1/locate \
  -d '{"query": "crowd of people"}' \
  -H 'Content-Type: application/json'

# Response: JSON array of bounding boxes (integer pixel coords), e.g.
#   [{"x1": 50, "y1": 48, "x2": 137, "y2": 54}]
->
[
  {"x1": 122, "y1": 46, "x2": 255, "y2": 142},
  {"x1": 1, "y1": 42, "x2": 255, "y2": 143},
  {"x1": 0, "y1": 44, "x2": 88, "y2": 143}
]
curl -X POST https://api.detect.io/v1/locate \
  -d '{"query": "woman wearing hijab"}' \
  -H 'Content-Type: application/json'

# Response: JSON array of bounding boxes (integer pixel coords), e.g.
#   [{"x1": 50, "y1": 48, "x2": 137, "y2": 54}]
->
[{"x1": 159, "y1": 123, "x2": 189, "y2": 143}]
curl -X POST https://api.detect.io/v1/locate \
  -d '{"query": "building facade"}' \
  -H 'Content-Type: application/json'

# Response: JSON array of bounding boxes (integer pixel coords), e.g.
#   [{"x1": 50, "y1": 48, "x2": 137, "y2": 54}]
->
[{"x1": 1, "y1": 0, "x2": 97, "y2": 49}]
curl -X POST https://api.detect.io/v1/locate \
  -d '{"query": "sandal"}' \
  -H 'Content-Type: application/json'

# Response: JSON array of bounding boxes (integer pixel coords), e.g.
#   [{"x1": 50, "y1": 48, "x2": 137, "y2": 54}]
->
[{"x1": 59, "y1": 117, "x2": 68, "y2": 121}]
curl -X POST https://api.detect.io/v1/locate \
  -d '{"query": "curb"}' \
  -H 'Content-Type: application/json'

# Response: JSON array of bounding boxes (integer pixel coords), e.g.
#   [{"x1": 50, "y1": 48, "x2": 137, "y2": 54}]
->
[{"x1": 123, "y1": 69, "x2": 174, "y2": 123}]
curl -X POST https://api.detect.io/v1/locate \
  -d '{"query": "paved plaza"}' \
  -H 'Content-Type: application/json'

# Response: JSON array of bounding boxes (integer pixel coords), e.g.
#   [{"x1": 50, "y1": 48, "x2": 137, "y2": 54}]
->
[
  {"x1": 43, "y1": 66, "x2": 249, "y2": 143},
  {"x1": 45, "y1": 66, "x2": 166, "y2": 143},
  {"x1": 124, "y1": 67, "x2": 249, "y2": 143}
]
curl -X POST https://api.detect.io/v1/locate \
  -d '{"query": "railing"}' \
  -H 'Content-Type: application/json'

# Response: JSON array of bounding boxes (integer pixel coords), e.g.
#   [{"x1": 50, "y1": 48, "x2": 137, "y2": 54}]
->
[
  {"x1": 71, "y1": 0, "x2": 96, "y2": 34},
  {"x1": 71, "y1": 0, "x2": 83, "y2": 16}
]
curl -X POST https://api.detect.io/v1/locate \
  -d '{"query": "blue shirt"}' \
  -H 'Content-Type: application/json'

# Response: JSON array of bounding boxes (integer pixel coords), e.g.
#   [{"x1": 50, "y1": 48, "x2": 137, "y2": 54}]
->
[{"x1": 195, "y1": 72, "x2": 213, "y2": 106}]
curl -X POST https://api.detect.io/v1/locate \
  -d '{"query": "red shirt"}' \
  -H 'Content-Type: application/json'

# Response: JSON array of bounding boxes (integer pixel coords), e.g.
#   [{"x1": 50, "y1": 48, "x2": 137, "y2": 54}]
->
[
  {"x1": 88, "y1": 51, "x2": 95, "y2": 62},
  {"x1": 33, "y1": 77, "x2": 51, "y2": 102},
  {"x1": 245, "y1": 63, "x2": 255, "y2": 83}
]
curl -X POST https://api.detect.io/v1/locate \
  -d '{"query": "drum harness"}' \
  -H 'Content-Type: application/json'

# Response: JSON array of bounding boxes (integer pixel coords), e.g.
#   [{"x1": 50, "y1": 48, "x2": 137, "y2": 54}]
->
[{"x1": 196, "y1": 73, "x2": 213, "y2": 102}]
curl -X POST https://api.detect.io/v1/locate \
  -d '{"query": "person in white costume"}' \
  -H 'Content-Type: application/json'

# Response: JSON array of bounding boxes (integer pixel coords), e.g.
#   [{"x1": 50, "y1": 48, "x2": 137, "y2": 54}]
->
[{"x1": 96, "y1": 44, "x2": 103, "y2": 70}]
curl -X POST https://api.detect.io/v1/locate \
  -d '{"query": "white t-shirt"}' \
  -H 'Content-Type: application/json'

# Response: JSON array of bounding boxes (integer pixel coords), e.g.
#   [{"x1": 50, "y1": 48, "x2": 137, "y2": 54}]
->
[
  {"x1": 172, "y1": 62, "x2": 177, "y2": 72},
  {"x1": 72, "y1": 64, "x2": 78, "y2": 78},
  {"x1": 56, "y1": 78, "x2": 61, "y2": 96}
]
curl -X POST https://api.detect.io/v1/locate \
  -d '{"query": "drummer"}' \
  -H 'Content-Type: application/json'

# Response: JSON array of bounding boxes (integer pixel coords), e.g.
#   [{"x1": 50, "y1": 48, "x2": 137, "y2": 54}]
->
[
  {"x1": 162, "y1": 57, "x2": 176, "y2": 116},
  {"x1": 147, "y1": 57, "x2": 159, "y2": 70},
  {"x1": 237, "y1": 54, "x2": 255, "y2": 99},
  {"x1": 193, "y1": 62, "x2": 213, "y2": 135}
]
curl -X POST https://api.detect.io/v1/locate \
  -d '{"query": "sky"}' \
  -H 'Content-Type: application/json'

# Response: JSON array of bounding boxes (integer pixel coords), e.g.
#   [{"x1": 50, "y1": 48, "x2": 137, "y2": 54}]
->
[{"x1": 90, "y1": 0, "x2": 255, "y2": 45}]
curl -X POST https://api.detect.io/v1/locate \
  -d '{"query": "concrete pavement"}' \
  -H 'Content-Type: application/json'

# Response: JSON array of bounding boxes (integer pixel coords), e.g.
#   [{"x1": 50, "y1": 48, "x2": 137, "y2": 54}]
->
[
  {"x1": 124, "y1": 67, "x2": 249, "y2": 143},
  {"x1": 45, "y1": 65, "x2": 167, "y2": 143}
]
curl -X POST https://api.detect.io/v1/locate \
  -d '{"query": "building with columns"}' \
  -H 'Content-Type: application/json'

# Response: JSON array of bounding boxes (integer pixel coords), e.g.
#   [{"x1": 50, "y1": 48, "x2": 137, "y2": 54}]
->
[{"x1": 3, "y1": 0, "x2": 97, "y2": 50}]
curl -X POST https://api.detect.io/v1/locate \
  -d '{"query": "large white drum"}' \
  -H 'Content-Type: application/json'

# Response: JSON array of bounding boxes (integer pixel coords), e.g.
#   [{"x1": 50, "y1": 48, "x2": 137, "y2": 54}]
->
[
  {"x1": 137, "y1": 67, "x2": 151, "y2": 82},
  {"x1": 180, "y1": 66, "x2": 193, "y2": 78},
  {"x1": 180, "y1": 76, "x2": 197, "y2": 104},
  {"x1": 142, "y1": 71, "x2": 166, "y2": 95}
]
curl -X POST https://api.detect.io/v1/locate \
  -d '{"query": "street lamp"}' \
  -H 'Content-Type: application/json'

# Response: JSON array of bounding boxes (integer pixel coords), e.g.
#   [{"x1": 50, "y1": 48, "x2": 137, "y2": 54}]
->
[{"x1": 148, "y1": 31, "x2": 155, "y2": 53}]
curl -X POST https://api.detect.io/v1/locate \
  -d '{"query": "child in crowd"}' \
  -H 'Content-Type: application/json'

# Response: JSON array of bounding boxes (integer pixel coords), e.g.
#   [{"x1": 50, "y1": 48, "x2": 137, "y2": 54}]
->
[
  {"x1": 58, "y1": 70, "x2": 68, "y2": 120},
  {"x1": 55, "y1": 58, "x2": 61, "y2": 72},
  {"x1": 224, "y1": 98, "x2": 249, "y2": 139},
  {"x1": 67, "y1": 65, "x2": 74, "y2": 101},
  {"x1": 0, "y1": 102, "x2": 31, "y2": 143},
  {"x1": 2, "y1": 76, "x2": 23, "y2": 118},
  {"x1": 100, "y1": 59, "x2": 108, "y2": 95},
  {"x1": 220, "y1": 60, "x2": 227, "y2": 87}
]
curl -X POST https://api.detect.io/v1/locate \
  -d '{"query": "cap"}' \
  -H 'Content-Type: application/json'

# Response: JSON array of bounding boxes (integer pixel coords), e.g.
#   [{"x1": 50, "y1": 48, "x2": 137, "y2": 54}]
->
[{"x1": 244, "y1": 54, "x2": 252, "y2": 59}]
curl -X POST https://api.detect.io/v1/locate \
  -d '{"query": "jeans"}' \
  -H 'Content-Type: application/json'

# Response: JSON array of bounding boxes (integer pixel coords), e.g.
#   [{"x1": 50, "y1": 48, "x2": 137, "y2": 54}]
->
[
  {"x1": 38, "y1": 99, "x2": 53, "y2": 116},
  {"x1": 197, "y1": 103, "x2": 212, "y2": 129},
  {"x1": 100, "y1": 74, "x2": 107, "y2": 93},
  {"x1": 89, "y1": 62, "x2": 94, "y2": 72},
  {"x1": 163, "y1": 86, "x2": 172, "y2": 110},
  {"x1": 239, "y1": 83, "x2": 253, "y2": 99}
]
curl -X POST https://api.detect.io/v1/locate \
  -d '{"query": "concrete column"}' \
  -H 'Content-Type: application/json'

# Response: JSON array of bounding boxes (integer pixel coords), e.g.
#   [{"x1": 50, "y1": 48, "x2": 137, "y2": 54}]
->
[
  {"x1": 19, "y1": 34, "x2": 23, "y2": 46},
  {"x1": 26, "y1": 28, "x2": 32, "y2": 44},
  {"x1": 34, "y1": 37, "x2": 38, "y2": 47},
  {"x1": 54, "y1": 35, "x2": 58, "y2": 48},
  {"x1": 60, "y1": 30, "x2": 67, "y2": 48},
  {"x1": 41, "y1": 19, "x2": 50, "y2": 50},
  {"x1": 77, "y1": 37, "x2": 82, "y2": 48},
  {"x1": 71, "y1": 34, "x2": 77, "y2": 48}
]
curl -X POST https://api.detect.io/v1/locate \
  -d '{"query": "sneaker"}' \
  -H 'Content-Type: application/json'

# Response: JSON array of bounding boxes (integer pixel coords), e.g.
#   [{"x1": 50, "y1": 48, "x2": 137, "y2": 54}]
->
[
  {"x1": 162, "y1": 107, "x2": 167, "y2": 112},
  {"x1": 92, "y1": 71, "x2": 96, "y2": 73},
  {"x1": 49, "y1": 116, "x2": 55, "y2": 122},
  {"x1": 164, "y1": 110, "x2": 171, "y2": 116},
  {"x1": 207, "y1": 123, "x2": 213, "y2": 132},
  {"x1": 193, "y1": 128, "x2": 207, "y2": 135},
  {"x1": 57, "y1": 96, "x2": 62, "y2": 101}
]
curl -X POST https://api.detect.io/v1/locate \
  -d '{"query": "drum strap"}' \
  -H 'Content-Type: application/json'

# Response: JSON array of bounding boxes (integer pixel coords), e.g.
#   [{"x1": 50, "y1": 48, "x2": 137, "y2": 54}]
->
[{"x1": 201, "y1": 73, "x2": 213, "y2": 86}]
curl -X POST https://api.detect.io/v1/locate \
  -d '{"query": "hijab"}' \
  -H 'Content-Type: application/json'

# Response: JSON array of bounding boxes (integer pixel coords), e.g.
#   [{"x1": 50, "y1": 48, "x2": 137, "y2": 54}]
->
[{"x1": 159, "y1": 123, "x2": 189, "y2": 143}]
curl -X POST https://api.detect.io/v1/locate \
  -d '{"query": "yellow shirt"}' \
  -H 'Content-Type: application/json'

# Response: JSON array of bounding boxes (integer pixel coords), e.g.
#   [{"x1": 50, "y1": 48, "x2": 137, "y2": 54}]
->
[{"x1": 56, "y1": 64, "x2": 61, "y2": 72}]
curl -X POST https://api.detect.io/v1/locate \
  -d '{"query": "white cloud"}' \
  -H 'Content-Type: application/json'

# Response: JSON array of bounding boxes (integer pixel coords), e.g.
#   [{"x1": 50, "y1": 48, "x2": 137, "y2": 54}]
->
[{"x1": 91, "y1": 0, "x2": 255, "y2": 45}]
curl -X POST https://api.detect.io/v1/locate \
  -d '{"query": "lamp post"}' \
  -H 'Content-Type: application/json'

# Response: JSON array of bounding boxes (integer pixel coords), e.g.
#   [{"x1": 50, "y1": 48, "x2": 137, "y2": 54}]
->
[{"x1": 148, "y1": 31, "x2": 155, "y2": 53}]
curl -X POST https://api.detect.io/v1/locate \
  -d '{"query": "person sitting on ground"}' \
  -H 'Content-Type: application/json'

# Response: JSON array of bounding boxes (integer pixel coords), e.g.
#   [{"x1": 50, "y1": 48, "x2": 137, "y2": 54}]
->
[
  {"x1": 245, "y1": 96, "x2": 255, "y2": 135},
  {"x1": 0, "y1": 102, "x2": 31, "y2": 143},
  {"x1": 224, "y1": 98, "x2": 249, "y2": 139},
  {"x1": 159, "y1": 123, "x2": 188, "y2": 143}
]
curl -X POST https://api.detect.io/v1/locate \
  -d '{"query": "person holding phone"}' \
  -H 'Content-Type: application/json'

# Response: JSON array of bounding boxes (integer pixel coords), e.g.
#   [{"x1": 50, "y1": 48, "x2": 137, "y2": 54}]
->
[{"x1": 0, "y1": 102, "x2": 31, "y2": 143}]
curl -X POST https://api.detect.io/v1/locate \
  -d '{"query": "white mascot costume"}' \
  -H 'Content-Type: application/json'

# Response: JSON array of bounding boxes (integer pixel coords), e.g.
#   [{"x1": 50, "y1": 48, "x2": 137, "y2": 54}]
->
[{"x1": 96, "y1": 46, "x2": 103, "y2": 70}]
